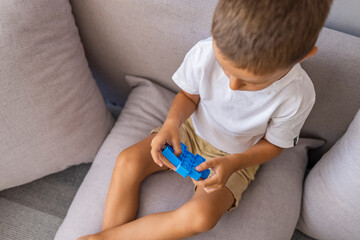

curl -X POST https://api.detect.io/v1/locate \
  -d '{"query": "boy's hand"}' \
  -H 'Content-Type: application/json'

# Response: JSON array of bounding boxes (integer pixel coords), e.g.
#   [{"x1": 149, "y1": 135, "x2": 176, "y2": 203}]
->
[
  {"x1": 192, "y1": 156, "x2": 235, "y2": 193},
  {"x1": 150, "y1": 121, "x2": 182, "y2": 171}
]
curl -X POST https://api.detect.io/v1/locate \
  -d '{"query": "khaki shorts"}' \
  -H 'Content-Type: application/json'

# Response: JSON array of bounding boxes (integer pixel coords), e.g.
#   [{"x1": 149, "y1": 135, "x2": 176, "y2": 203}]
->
[{"x1": 150, "y1": 118, "x2": 260, "y2": 212}]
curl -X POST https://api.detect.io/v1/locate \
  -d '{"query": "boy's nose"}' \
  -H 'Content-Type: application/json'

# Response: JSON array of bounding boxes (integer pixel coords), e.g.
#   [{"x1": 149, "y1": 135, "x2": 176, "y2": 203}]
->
[{"x1": 229, "y1": 77, "x2": 245, "y2": 90}]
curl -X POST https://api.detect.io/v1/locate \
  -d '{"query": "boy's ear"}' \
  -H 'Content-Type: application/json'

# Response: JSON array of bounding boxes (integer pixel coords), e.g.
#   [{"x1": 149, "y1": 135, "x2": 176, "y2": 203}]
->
[{"x1": 300, "y1": 46, "x2": 318, "y2": 62}]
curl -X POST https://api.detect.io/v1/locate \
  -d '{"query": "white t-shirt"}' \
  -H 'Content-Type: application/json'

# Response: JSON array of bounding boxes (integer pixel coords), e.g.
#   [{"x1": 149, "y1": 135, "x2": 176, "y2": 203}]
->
[{"x1": 172, "y1": 37, "x2": 315, "y2": 154}]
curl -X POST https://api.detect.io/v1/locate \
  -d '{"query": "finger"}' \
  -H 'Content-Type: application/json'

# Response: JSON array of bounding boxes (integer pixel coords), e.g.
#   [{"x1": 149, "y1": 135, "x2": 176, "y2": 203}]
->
[
  {"x1": 192, "y1": 177, "x2": 203, "y2": 185},
  {"x1": 150, "y1": 138, "x2": 161, "y2": 163},
  {"x1": 151, "y1": 149, "x2": 164, "y2": 167},
  {"x1": 171, "y1": 137, "x2": 182, "y2": 157},
  {"x1": 150, "y1": 147, "x2": 158, "y2": 164},
  {"x1": 151, "y1": 137, "x2": 167, "y2": 167},
  {"x1": 191, "y1": 178, "x2": 197, "y2": 185},
  {"x1": 159, "y1": 152, "x2": 176, "y2": 170},
  {"x1": 195, "y1": 160, "x2": 214, "y2": 172},
  {"x1": 202, "y1": 175, "x2": 219, "y2": 188}
]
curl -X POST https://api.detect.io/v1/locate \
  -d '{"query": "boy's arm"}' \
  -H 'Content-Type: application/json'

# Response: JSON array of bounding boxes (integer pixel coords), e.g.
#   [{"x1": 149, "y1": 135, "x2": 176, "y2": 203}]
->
[
  {"x1": 227, "y1": 137, "x2": 283, "y2": 172},
  {"x1": 194, "y1": 138, "x2": 283, "y2": 193},
  {"x1": 150, "y1": 90, "x2": 199, "y2": 168},
  {"x1": 165, "y1": 90, "x2": 200, "y2": 128}
]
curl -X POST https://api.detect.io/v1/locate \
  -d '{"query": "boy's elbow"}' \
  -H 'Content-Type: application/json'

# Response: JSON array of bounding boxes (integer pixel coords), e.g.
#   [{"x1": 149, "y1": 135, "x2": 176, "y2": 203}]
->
[
  {"x1": 263, "y1": 138, "x2": 284, "y2": 155},
  {"x1": 275, "y1": 146, "x2": 284, "y2": 155}
]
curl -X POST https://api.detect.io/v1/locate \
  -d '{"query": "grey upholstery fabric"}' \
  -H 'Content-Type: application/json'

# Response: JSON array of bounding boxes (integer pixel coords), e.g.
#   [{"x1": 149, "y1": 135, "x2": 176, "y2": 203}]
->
[
  {"x1": 55, "y1": 76, "x2": 323, "y2": 240},
  {"x1": 0, "y1": 198, "x2": 62, "y2": 240},
  {"x1": 2, "y1": 1, "x2": 358, "y2": 239},
  {"x1": 69, "y1": 0, "x2": 218, "y2": 97},
  {"x1": 142, "y1": 139, "x2": 323, "y2": 240},
  {"x1": 300, "y1": 28, "x2": 360, "y2": 164},
  {"x1": 70, "y1": 0, "x2": 360, "y2": 165},
  {"x1": 0, "y1": 163, "x2": 91, "y2": 240},
  {"x1": 297, "y1": 109, "x2": 360, "y2": 240},
  {"x1": 0, "y1": 0, "x2": 114, "y2": 190},
  {"x1": 0, "y1": 162, "x2": 314, "y2": 240},
  {"x1": 55, "y1": 75, "x2": 174, "y2": 239}
]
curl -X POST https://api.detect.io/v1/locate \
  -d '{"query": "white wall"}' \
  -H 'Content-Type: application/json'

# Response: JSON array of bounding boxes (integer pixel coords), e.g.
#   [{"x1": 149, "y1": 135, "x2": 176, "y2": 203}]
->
[{"x1": 325, "y1": 0, "x2": 360, "y2": 37}]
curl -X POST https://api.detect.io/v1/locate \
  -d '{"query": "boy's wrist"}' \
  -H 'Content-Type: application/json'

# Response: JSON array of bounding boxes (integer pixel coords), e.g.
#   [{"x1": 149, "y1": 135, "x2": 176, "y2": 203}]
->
[
  {"x1": 164, "y1": 118, "x2": 181, "y2": 128},
  {"x1": 226, "y1": 154, "x2": 244, "y2": 173}
]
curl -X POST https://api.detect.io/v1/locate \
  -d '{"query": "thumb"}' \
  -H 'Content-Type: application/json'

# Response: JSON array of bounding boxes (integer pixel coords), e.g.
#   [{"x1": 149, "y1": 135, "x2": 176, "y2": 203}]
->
[
  {"x1": 195, "y1": 160, "x2": 213, "y2": 172},
  {"x1": 172, "y1": 137, "x2": 182, "y2": 157}
]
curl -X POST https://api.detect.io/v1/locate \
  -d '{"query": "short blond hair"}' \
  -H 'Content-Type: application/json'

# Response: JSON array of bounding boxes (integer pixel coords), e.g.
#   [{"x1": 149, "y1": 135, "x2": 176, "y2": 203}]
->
[{"x1": 212, "y1": 0, "x2": 333, "y2": 75}]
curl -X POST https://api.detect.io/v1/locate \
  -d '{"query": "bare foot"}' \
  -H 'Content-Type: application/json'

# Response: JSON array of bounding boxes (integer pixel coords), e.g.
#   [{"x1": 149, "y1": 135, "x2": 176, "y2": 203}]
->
[{"x1": 77, "y1": 233, "x2": 102, "y2": 240}]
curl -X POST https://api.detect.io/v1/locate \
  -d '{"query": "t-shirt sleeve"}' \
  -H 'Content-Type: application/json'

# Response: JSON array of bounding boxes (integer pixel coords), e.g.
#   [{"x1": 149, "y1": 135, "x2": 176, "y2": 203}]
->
[
  {"x1": 265, "y1": 96, "x2": 315, "y2": 148},
  {"x1": 172, "y1": 42, "x2": 204, "y2": 95}
]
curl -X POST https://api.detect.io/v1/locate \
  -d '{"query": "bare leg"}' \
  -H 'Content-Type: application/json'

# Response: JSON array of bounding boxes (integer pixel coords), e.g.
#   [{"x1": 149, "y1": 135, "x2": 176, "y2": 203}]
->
[
  {"x1": 102, "y1": 134, "x2": 170, "y2": 230},
  {"x1": 79, "y1": 185, "x2": 234, "y2": 240}
]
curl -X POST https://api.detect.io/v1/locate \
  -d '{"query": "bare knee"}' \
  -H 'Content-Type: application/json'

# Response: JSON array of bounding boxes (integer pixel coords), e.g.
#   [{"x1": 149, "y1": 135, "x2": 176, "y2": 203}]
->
[
  {"x1": 193, "y1": 211, "x2": 218, "y2": 233},
  {"x1": 114, "y1": 148, "x2": 144, "y2": 181},
  {"x1": 178, "y1": 203, "x2": 220, "y2": 234}
]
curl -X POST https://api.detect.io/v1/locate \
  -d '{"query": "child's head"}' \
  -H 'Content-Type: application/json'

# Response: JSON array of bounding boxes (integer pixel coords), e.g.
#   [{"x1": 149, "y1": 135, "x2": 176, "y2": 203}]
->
[{"x1": 211, "y1": 0, "x2": 332, "y2": 90}]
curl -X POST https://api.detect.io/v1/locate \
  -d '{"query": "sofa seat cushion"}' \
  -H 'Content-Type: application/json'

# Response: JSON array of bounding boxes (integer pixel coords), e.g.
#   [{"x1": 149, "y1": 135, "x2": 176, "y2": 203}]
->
[
  {"x1": 0, "y1": 0, "x2": 114, "y2": 191},
  {"x1": 55, "y1": 76, "x2": 323, "y2": 240}
]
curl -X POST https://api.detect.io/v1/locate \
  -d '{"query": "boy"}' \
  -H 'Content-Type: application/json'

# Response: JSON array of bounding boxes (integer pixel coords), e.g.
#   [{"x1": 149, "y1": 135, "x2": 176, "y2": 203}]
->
[{"x1": 79, "y1": 0, "x2": 332, "y2": 239}]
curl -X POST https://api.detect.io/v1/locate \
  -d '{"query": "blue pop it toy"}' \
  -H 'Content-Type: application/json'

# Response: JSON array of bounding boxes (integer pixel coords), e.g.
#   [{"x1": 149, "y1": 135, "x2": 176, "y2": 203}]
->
[{"x1": 162, "y1": 142, "x2": 210, "y2": 181}]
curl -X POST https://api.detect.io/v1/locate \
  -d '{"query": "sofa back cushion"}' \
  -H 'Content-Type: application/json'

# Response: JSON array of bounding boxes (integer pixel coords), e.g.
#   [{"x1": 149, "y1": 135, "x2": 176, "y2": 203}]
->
[
  {"x1": 70, "y1": 0, "x2": 360, "y2": 163},
  {"x1": 297, "y1": 109, "x2": 360, "y2": 239},
  {"x1": 0, "y1": 0, "x2": 114, "y2": 190},
  {"x1": 69, "y1": 0, "x2": 218, "y2": 95},
  {"x1": 300, "y1": 28, "x2": 360, "y2": 164}
]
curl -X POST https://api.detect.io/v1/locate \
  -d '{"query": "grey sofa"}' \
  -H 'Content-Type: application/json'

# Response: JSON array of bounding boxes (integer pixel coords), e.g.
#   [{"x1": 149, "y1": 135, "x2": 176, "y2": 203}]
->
[{"x1": 1, "y1": 1, "x2": 359, "y2": 240}]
